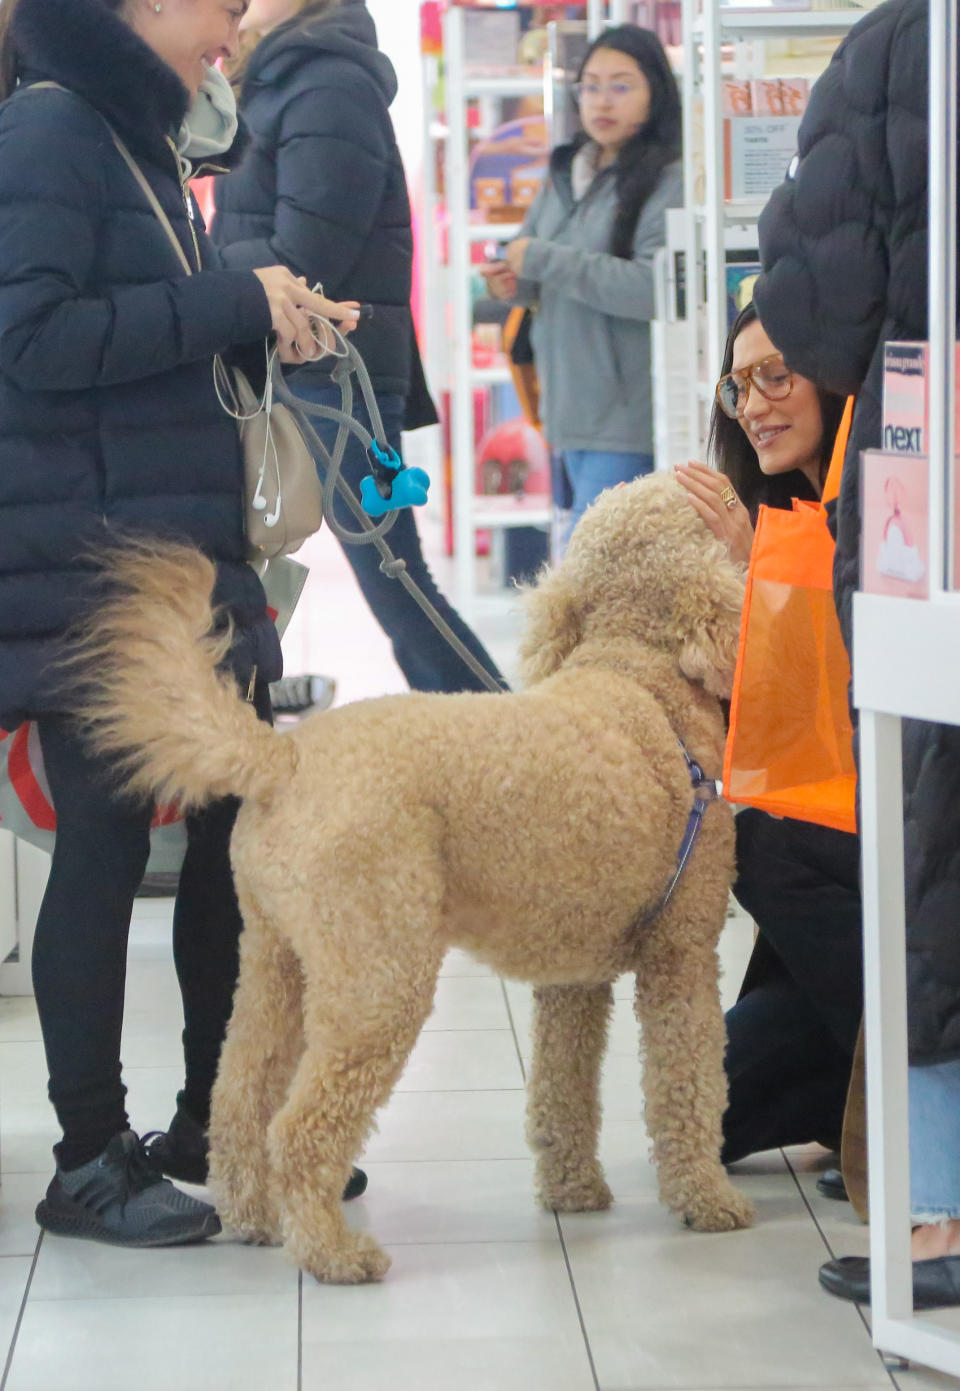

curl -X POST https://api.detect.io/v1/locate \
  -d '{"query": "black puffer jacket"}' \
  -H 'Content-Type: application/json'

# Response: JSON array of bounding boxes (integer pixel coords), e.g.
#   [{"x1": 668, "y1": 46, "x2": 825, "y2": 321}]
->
[
  {"x1": 0, "y1": 0, "x2": 281, "y2": 729},
  {"x1": 212, "y1": 0, "x2": 424, "y2": 409},
  {"x1": 755, "y1": 0, "x2": 960, "y2": 1065}
]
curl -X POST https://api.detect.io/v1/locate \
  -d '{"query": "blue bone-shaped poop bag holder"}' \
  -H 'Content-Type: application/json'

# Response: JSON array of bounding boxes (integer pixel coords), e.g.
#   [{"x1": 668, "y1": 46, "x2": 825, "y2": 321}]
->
[{"x1": 359, "y1": 443, "x2": 430, "y2": 516}]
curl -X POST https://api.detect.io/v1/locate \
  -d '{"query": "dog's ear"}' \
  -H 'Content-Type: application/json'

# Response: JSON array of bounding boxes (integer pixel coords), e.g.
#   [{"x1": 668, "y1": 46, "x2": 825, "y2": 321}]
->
[
  {"x1": 517, "y1": 566, "x2": 582, "y2": 686},
  {"x1": 677, "y1": 556, "x2": 745, "y2": 699}
]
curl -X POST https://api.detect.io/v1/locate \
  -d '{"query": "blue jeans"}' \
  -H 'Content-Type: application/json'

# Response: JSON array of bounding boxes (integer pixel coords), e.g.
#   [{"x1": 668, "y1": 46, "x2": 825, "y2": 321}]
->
[
  {"x1": 561, "y1": 449, "x2": 655, "y2": 550},
  {"x1": 909, "y1": 1058, "x2": 960, "y2": 1221},
  {"x1": 292, "y1": 384, "x2": 505, "y2": 694}
]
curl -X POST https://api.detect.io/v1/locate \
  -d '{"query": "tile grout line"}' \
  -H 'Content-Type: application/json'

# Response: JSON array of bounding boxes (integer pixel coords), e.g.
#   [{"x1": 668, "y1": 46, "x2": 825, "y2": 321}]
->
[
  {"x1": 297, "y1": 1269, "x2": 303, "y2": 1391},
  {"x1": 500, "y1": 979, "x2": 601, "y2": 1391},
  {"x1": 554, "y1": 1212, "x2": 603, "y2": 1391},
  {"x1": 0, "y1": 1232, "x2": 42, "y2": 1391},
  {"x1": 781, "y1": 1148, "x2": 899, "y2": 1388},
  {"x1": 499, "y1": 977, "x2": 527, "y2": 1086}
]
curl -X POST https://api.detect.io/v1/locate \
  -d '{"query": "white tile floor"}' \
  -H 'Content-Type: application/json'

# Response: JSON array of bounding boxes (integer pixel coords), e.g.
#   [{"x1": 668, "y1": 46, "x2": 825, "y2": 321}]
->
[{"x1": 2, "y1": 511, "x2": 958, "y2": 1390}]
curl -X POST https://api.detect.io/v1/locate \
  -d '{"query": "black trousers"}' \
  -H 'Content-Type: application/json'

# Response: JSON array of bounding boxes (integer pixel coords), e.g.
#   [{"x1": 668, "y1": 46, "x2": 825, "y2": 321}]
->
[
  {"x1": 722, "y1": 809, "x2": 863, "y2": 1165},
  {"x1": 33, "y1": 691, "x2": 270, "y2": 1172}
]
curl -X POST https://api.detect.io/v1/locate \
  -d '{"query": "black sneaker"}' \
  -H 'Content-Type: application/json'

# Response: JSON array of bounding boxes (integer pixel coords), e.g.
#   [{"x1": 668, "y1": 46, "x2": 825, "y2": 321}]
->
[
  {"x1": 268, "y1": 674, "x2": 336, "y2": 716},
  {"x1": 147, "y1": 1093, "x2": 209, "y2": 1184},
  {"x1": 148, "y1": 1096, "x2": 369, "y2": 1203},
  {"x1": 36, "y1": 1130, "x2": 221, "y2": 1247}
]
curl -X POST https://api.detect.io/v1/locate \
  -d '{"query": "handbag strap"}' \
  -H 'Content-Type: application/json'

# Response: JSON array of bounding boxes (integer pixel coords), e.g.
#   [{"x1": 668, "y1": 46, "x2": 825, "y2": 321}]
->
[
  {"x1": 25, "y1": 81, "x2": 194, "y2": 278},
  {"x1": 820, "y1": 395, "x2": 855, "y2": 511}
]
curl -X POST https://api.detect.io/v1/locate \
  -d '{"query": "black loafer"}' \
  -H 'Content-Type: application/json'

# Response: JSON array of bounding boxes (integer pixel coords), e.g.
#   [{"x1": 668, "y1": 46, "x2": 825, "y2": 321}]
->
[
  {"x1": 816, "y1": 1168, "x2": 849, "y2": 1202},
  {"x1": 819, "y1": 1254, "x2": 960, "y2": 1309}
]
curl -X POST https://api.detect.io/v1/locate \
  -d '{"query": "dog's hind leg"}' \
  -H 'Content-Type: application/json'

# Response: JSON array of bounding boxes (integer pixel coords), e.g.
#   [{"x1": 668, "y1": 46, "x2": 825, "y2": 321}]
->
[
  {"x1": 208, "y1": 893, "x2": 304, "y2": 1245},
  {"x1": 526, "y1": 983, "x2": 614, "y2": 1212},
  {"x1": 267, "y1": 936, "x2": 445, "y2": 1284},
  {"x1": 633, "y1": 910, "x2": 754, "y2": 1232}
]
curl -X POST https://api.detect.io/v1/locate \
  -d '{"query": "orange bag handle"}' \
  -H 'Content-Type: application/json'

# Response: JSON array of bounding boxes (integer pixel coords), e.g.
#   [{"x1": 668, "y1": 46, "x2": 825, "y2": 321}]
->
[{"x1": 820, "y1": 396, "x2": 854, "y2": 511}]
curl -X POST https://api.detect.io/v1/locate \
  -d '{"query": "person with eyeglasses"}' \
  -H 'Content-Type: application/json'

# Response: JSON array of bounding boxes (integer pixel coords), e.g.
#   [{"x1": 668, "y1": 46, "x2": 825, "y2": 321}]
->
[
  {"x1": 676, "y1": 303, "x2": 864, "y2": 1173},
  {"x1": 480, "y1": 24, "x2": 682, "y2": 548}
]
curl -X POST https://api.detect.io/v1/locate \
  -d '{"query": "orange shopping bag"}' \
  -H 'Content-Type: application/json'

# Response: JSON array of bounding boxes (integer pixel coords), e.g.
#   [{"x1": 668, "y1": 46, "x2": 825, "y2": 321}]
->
[{"x1": 722, "y1": 398, "x2": 857, "y2": 834}]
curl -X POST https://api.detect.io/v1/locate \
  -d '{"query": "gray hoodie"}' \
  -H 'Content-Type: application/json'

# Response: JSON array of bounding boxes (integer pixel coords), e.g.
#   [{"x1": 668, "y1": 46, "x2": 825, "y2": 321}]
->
[{"x1": 513, "y1": 147, "x2": 682, "y2": 455}]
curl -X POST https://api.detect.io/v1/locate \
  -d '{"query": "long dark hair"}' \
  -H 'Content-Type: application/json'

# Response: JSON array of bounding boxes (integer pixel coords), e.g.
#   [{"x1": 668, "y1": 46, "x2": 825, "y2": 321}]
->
[
  {"x1": 708, "y1": 302, "x2": 847, "y2": 518},
  {"x1": 575, "y1": 25, "x2": 682, "y2": 259}
]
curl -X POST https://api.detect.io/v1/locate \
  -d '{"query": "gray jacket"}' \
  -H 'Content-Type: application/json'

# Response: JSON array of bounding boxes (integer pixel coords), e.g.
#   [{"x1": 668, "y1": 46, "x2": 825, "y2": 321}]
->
[{"x1": 513, "y1": 150, "x2": 682, "y2": 455}]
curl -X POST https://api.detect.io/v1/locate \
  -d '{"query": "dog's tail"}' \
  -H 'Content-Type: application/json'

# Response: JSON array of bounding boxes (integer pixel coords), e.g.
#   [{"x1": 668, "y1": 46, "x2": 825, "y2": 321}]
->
[{"x1": 71, "y1": 540, "x2": 296, "y2": 812}]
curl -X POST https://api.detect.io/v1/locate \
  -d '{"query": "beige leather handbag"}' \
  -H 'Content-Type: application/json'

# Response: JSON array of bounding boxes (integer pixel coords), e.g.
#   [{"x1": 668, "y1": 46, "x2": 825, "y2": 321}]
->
[{"x1": 106, "y1": 119, "x2": 323, "y2": 560}]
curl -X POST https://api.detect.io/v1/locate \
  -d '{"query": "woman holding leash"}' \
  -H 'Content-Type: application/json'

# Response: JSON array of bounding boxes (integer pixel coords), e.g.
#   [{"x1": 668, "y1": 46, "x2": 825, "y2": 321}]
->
[
  {"x1": 213, "y1": 0, "x2": 505, "y2": 696},
  {"x1": 676, "y1": 303, "x2": 861, "y2": 1169},
  {"x1": 0, "y1": 0, "x2": 360, "y2": 1249},
  {"x1": 481, "y1": 23, "x2": 683, "y2": 547}
]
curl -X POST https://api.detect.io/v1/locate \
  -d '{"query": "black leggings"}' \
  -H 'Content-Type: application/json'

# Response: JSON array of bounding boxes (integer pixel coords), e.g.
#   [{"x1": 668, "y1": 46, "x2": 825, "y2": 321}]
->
[{"x1": 34, "y1": 695, "x2": 269, "y2": 1171}]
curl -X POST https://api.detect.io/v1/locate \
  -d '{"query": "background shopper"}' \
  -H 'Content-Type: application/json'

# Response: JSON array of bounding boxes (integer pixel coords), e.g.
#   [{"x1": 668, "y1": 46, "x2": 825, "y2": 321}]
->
[
  {"x1": 213, "y1": 0, "x2": 505, "y2": 695},
  {"x1": 0, "y1": 0, "x2": 359, "y2": 1248},
  {"x1": 676, "y1": 304, "x2": 859, "y2": 1167},
  {"x1": 481, "y1": 24, "x2": 683, "y2": 546},
  {"x1": 755, "y1": 0, "x2": 960, "y2": 1306}
]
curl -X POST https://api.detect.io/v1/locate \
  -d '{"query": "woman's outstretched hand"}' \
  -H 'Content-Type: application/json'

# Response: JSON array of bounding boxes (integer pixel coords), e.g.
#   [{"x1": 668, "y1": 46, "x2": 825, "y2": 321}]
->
[
  {"x1": 252, "y1": 268, "x2": 360, "y2": 363},
  {"x1": 674, "y1": 461, "x2": 754, "y2": 567},
  {"x1": 478, "y1": 260, "x2": 518, "y2": 302}
]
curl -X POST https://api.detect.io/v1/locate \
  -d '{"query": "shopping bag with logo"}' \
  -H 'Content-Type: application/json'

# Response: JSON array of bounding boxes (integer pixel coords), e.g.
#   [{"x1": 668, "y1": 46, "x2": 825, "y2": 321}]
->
[
  {"x1": 722, "y1": 397, "x2": 857, "y2": 834},
  {"x1": 0, "y1": 723, "x2": 186, "y2": 870}
]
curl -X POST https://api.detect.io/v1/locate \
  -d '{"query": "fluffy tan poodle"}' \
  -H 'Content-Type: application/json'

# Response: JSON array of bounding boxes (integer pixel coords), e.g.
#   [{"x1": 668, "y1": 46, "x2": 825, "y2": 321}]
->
[{"x1": 76, "y1": 471, "x2": 753, "y2": 1284}]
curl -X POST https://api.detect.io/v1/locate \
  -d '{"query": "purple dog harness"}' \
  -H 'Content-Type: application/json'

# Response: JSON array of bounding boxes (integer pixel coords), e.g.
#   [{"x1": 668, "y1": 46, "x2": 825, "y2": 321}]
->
[{"x1": 636, "y1": 739, "x2": 721, "y2": 928}]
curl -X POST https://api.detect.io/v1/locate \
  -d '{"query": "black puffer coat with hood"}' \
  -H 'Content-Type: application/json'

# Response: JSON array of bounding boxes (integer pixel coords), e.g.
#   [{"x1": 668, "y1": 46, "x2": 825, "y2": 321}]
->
[
  {"x1": 754, "y1": 0, "x2": 960, "y2": 1065},
  {"x1": 0, "y1": 0, "x2": 281, "y2": 729},
  {"x1": 212, "y1": 0, "x2": 426, "y2": 412}
]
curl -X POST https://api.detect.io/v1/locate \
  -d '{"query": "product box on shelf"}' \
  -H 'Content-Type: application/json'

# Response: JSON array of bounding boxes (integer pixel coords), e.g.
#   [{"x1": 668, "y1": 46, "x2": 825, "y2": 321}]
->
[
  {"x1": 860, "y1": 450, "x2": 929, "y2": 598},
  {"x1": 881, "y1": 340, "x2": 960, "y2": 454},
  {"x1": 469, "y1": 114, "x2": 548, "y2": 221},
  {"x1": 721, "y1": 78, "x2": 808, "y2": 201},
  {"x1": 726, "y1": 261, "x2": 762, "y2": 326},
  {"x1": 873, "y1": 339, "x2": 960, "y2": 590}
]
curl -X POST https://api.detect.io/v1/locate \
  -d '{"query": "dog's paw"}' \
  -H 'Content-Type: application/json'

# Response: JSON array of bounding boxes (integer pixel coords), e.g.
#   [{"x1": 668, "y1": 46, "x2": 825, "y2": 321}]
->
[
  {"x1": 302, "y1": 1232, "x2": 392, "y2": 1285},
  {"x1": 209, "y1": 1178, "x2": 283, "y2": 1246},
  {"x1": 537, "y1": 1163, "x2": 613, "y2": 1213},
  {"x1": 679, "y1": 1181, "x2": 754, "y2": 1233}
]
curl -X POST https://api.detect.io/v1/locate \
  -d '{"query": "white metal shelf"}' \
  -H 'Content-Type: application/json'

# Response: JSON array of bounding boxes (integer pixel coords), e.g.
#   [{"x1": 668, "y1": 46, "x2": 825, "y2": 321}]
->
[
  {"x1": 714, "y1": 7, "x2": 865, "y2": 36},
  {"x1": 470, "y1": 364, "x2": 512, "y2": 386},
  {"x1": 471, "y1": 499, "x2": 552, "y2": 529},
  {"x1": 691, "y1": 198, "x2": 769, "y2": 223},
  {"x1": 467, "y1": 221, "x2": 525, "y2": 242},
  {"x1": 462, "y1": 74, "x2": 545, "y2": 98}
]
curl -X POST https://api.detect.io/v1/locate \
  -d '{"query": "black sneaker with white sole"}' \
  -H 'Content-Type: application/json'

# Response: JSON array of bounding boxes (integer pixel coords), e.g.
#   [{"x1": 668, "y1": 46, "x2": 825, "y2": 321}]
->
[{"x1": 36, "y1": 1130, "x2": 221, "y2": 1248}]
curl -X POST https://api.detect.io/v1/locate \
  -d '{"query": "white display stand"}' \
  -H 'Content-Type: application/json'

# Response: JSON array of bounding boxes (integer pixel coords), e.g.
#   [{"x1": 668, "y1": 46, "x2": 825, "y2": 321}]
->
[{"x1": 854, "y1": 0, "x2": 960, "y2": 1372}]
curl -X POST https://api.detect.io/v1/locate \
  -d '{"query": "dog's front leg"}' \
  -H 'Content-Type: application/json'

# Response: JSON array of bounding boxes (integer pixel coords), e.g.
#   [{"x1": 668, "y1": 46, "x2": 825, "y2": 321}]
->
[
  {"x1": 526, "y1": 982, "x2": 614, "y2": 1212},
  {"x1": 633, "y1": 931, "x2": 754, "y2": 1232}
]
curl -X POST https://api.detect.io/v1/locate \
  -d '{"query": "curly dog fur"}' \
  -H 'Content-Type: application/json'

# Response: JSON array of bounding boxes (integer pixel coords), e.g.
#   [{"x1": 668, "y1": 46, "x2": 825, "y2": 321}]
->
[{"x1": 74, "y1": 472, "x2": 753, "y2": 1283}]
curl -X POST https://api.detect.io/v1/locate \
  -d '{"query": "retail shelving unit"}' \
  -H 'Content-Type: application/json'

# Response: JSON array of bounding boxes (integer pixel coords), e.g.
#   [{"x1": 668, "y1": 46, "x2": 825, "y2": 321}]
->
[
  {"x1": 439, "y1": 2, "x2": 612, "y2": 616},
  {"x1": 667, "y1": 0, "x2": 864, "y2": 461},
  {"x1": 854, "y1": 0, "x2": 960, "y2": 1373}
]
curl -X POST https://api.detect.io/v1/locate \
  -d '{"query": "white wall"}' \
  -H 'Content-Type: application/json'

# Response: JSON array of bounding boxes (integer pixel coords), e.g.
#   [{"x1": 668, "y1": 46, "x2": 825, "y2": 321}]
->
[{"x1": 366, "y1": 0, "x2": 425, "y2": 187}]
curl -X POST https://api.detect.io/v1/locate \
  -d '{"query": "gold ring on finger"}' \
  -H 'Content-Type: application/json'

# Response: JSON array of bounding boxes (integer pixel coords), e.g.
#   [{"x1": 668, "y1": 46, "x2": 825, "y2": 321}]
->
[{"x1": 720, "y1": 485, "x2": 737, "y2": 510}]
